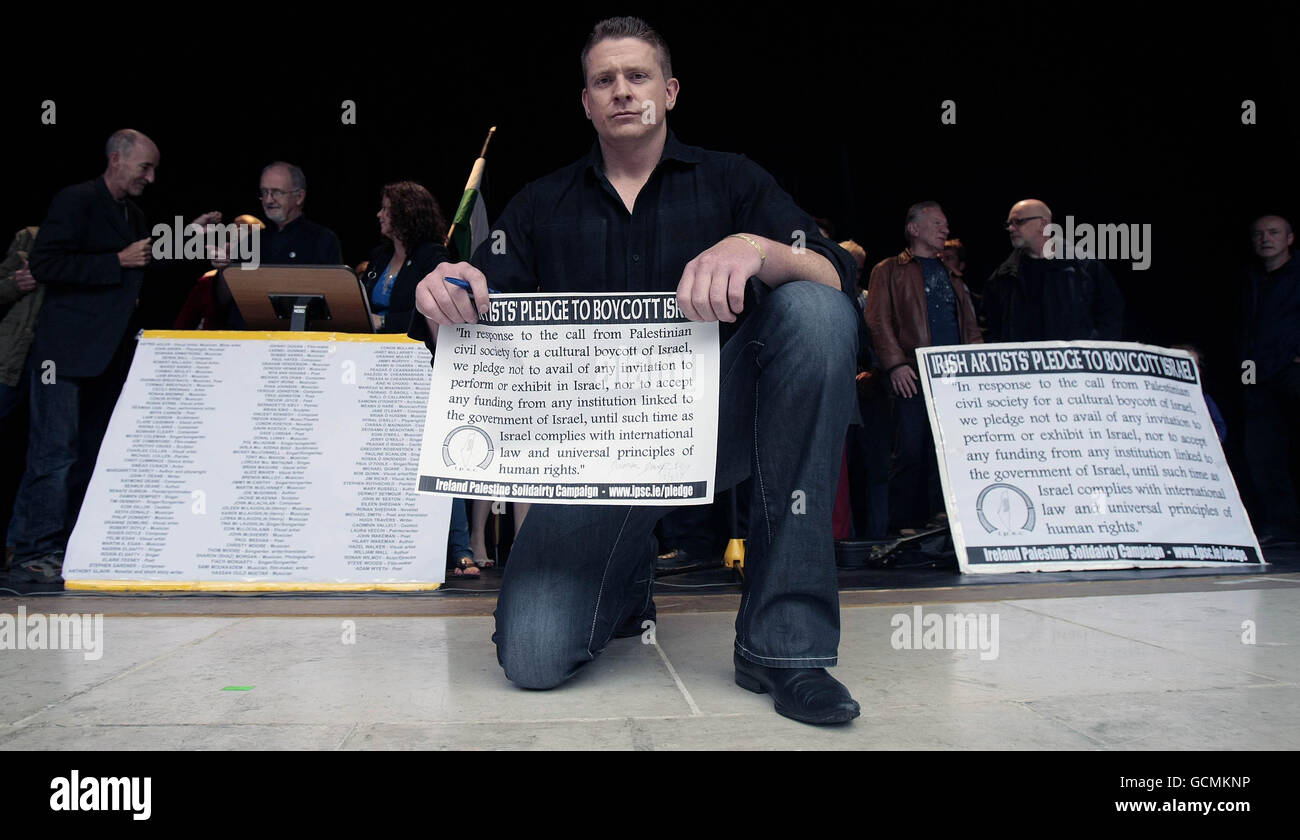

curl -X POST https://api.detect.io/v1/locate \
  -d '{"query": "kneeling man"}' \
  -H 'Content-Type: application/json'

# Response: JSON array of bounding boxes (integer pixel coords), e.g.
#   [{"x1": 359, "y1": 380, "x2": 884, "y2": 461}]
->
[{"x1": 413, "y1": 17, "x2": 861, "y2": 724}]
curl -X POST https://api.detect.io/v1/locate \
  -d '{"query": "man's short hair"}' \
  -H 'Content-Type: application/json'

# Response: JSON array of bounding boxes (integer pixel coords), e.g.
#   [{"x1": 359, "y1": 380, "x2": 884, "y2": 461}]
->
[
  {"x1": 105, "y1": 129, "x2": 139, "y2": 159},
  {"x1": 580, "y1": 16, "x2": 672, "y2": 84},
  {"x1": 943, "y1": 237, "x2": 966, "y2": 263},
  {"x1": 904, "y1": 201, "x2": 942, "y2": 242},
  {"x1": 1253, "y1": 214, "x2": 1294, "y2": 236},
  {"x1": 262, "y1": 161, "x2": 307, "y2": 192}
]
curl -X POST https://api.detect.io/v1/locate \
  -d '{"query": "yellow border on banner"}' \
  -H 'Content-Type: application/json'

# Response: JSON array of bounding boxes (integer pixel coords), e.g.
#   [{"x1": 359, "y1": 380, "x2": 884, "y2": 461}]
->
[
  {"x1": 65, "y1": 580, "x2": 441, "y2": 592},
  {"x1": 141, "y1": 330, "x2": 421, "y2": 343}
]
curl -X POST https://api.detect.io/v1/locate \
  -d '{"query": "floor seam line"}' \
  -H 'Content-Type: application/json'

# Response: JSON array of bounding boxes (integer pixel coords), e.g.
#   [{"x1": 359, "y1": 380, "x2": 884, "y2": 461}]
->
[{"x1": 650, "y1": 642, "x2": 703, "y2": 717}]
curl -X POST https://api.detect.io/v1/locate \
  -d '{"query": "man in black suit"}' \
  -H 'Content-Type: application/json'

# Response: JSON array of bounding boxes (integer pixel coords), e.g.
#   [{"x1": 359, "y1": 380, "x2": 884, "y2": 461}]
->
[{"x1": 8, "y1": 129, "x2": 216, "y2": 585}]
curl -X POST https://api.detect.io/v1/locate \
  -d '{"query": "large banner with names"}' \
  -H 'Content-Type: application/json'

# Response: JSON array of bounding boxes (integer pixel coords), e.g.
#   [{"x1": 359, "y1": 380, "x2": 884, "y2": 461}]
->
[
  {"x1": 64, "y1": 332, "x2": 450, "y2": 591},
  {"x1": 916, "y1": 341, "x2": 1264, "y2": 573}
]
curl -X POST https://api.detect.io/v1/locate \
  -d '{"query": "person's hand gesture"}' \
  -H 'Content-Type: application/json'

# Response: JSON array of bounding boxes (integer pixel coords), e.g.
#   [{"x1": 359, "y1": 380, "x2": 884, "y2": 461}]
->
[{"x1": 676, "y1": 235, "x2": 764, "y2": 322}]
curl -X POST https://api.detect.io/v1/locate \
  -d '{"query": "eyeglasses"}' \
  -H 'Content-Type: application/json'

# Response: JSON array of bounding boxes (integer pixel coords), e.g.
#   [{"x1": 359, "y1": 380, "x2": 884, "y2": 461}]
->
[
  {"x1": 1005, "y1": 215, "x2": 1045, "y2": 228},
  {"x1": 258, "y1": 188, "x2": 301, "y2": 200}
]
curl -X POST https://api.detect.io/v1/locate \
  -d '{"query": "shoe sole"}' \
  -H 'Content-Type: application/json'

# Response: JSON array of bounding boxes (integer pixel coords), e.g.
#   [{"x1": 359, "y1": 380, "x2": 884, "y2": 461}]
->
[{"x1": 734, "y1": 671, "x2": 861, "y2": 725}]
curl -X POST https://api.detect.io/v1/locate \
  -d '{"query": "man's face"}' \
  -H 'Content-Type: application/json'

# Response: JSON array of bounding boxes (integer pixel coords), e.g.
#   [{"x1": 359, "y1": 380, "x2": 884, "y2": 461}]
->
[
  {"x1": 1252, "y1": 216, "x2": 1294, "y2": 260},
  {"x1": 113, "y1": 140, "x2": 159, "y2": 197},
  {"x1": 260, "y1": 167, "x2": 304, "y2": 226},
  {"x1": 1006, "y1": 204, "x2": 1049, "y2": 252},
  {"x1": 581, "y1": 38, "x2": 678, "y2": 144},
  {"x1": 910, "y1": 208, "x2": 949, "y2": 253}
]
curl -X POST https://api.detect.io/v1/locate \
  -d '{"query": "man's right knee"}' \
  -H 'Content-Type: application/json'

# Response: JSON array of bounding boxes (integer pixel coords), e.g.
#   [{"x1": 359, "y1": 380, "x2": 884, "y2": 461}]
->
[{"x1": 493, "y1": 605, "x2": 589, "y2": 690}]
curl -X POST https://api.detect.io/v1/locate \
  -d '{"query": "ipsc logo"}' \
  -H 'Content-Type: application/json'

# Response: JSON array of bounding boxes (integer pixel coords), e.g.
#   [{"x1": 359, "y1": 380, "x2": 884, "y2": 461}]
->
[
  {"x1": 975, "y1": 483, "x2": 1036, "y2": 535},
  {"x1": 442, "y1": 425, "x2": 494, "y2": 470}
]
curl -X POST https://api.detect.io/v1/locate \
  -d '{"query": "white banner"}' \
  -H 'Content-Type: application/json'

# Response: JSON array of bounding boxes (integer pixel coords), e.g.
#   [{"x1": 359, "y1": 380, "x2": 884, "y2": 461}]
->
[
  {"x1": 64, "y1": 331, "x2": 449, "y2": 590},
  {"x1": 417, "y1": 292, "x2": 719, "y2": 505},
  {"x1": 917, "y1": 341, "x2": 1264, "y2": 573}
]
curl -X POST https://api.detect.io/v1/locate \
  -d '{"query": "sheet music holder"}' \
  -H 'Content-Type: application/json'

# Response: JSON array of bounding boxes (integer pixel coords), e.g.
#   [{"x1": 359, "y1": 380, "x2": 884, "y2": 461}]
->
[{"x1": 222, "y1": 264, "x2": 374, "y2": 332}]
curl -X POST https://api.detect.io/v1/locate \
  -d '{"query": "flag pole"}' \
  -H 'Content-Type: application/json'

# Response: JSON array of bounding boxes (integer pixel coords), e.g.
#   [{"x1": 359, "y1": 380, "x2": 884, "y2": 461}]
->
[{"x1": 445, "y1": 126, "x2": 497, "y2": 248}]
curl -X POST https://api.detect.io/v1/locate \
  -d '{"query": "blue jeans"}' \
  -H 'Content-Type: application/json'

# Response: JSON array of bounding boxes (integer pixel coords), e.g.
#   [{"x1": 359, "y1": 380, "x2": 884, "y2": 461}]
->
[
  {"x1": 10, "y1": 341, "x2": 132, "y2": 564},
  {"x1": 446, "y1": 498, "x2": 472, "y2": 562},
  {"x1": 492, "y1": 281, "x2": 859, "y2": 688}
]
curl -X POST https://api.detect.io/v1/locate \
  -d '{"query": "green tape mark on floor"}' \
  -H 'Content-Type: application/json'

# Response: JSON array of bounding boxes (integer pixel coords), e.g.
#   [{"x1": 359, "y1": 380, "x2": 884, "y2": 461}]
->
[{"x1": 222, "y1": 686, "x2": 254, "y2": 691}]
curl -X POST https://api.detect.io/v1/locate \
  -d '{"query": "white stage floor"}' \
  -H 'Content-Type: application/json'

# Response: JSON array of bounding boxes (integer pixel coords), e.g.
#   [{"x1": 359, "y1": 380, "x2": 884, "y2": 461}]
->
[{"x1": 3, "y1": 579, "x2": 1298, "y2": 750}]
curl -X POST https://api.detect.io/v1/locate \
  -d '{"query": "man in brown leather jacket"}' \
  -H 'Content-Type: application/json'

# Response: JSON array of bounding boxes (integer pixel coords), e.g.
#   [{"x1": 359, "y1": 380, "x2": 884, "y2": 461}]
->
[{"x1": 865, "y1": 201, "x2": 982, "y2": 531}]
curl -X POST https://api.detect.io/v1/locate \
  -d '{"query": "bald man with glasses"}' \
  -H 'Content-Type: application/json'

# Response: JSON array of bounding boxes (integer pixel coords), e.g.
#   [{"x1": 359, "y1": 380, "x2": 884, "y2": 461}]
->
[{"x1": 983, "y1": 198, "x2": 1123, "y2": 343}]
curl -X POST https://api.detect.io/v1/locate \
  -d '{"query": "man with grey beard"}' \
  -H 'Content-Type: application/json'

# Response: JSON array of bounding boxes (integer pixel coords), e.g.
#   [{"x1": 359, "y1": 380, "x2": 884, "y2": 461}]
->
[
  {"x1": 256, "y1": 162, "x2": 342, "y2": 265},
  {"x1": 213, "y1": 162, "x2": 343, "y2": 327}
]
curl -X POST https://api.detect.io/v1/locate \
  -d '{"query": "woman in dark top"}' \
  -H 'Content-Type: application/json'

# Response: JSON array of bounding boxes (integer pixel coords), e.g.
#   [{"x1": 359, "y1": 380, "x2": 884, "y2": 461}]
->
[{"x1": 363, "y1": 181, "x2": 450, "y2": 333}]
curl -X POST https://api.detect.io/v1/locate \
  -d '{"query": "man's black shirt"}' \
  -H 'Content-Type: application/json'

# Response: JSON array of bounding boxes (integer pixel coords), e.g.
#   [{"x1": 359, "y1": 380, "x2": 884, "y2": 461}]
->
[
  {"x1": 262, "y1": 216, "x2": 343, "y2": 265},
  {"x1": 1016, "y1": 254, "x2": 1049, "y2": 342},
  {"x1": 410, "y1": 131, "x2": 854, "y2": 347},
  {"x1": 1242, "y1": 252, "x2": 1300, "y2": 382}
]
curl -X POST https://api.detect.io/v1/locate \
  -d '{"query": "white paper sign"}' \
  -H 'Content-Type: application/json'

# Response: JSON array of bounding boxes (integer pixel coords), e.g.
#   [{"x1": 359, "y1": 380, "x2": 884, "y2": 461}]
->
[
  {"x1": 917, "y1": 341, "x2": 1264, "y2": 573},
  {"x1": 64, "y1": 332, "x2": 450, "y2": 590},
  {"x1": 417, "y1": 292, "x2": 719, "y2": 505}
]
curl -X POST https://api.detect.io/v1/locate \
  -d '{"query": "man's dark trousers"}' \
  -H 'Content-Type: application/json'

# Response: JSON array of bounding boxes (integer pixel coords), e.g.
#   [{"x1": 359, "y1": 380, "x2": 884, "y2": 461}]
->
[
  {"x1": 10, "y1": 332, "x2": 134, "y2": 562},
  {"x1": 1243, "y1": 362, "x2": 1300, "y2": 540},
  {"x1": 492, "y1": 281, "x2": 859, "y2": 687},
  {"x1": 887, "y1": 389, "x2": 943, "y2": 532}
]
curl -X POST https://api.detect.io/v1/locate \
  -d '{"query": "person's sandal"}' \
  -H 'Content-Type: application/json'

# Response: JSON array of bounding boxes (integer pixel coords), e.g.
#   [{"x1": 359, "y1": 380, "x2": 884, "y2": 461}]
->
[{"x1": 451, "y1": 556, "x2": 480, "y2": 577}]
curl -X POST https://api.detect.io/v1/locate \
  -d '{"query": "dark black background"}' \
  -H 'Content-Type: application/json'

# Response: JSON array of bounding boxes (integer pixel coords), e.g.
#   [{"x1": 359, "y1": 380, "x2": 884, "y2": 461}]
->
[{"x1": 6, "y1": 2, "x2": 1299, "y2": 496}]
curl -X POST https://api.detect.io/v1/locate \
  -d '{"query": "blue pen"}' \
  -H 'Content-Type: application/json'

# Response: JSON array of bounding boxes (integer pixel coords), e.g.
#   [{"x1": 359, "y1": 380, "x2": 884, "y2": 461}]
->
[{"x1": 445, "y1": 276, "x2": 501, "y2": 296}]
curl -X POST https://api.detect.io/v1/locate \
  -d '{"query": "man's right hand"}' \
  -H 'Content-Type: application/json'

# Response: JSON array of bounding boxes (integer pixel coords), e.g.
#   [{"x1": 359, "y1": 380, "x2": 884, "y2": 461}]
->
[
  {"x1": 118, "y1": 238, "x2": 153, "y2": 268},
  {"x1": 14, "y1": 260, "x2": 36, "y2": 292},
  {"x1": 414, "y1": 261, "x2": 492, "y2": 327},
  {"x1": 890, "y1": 365, "x2": 919, "y2": 398}
]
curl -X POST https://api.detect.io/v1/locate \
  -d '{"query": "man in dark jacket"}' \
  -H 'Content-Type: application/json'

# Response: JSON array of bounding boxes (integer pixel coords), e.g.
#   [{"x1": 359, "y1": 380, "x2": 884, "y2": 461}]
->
[
  {"x1": 983, "y1": 198, "x2": 1124, "y2": 343},
  {"x1": 865, "y1": 201, "x2": 982, "y2": 531},
  {"x1": 8, "y1": 130, "x2": 216, "y2": 585},
  {"x1": 1240, "y1": 214, "x2": 1300, "y2": 548}
]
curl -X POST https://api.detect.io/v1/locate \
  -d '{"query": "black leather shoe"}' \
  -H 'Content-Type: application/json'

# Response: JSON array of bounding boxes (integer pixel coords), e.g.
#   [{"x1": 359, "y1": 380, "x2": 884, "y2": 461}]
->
[
  {"x1": 612, "y1": 606, "x2": 657, "y2": 639},
  {"x1": 734, "y1": 653, "x2": 860, "y2": 725}
]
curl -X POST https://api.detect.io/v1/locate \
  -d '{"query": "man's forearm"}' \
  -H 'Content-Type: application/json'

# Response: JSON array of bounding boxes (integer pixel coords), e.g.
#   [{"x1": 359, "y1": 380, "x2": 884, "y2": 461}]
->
[{"x1": 749, "y1": 235, "x2": 842, "y2": 290}]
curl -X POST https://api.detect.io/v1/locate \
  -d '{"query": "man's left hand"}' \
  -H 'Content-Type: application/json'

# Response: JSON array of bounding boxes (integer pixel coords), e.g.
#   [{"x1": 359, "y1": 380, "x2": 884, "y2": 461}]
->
[
  {"x1": 677, "y1": 235, "x2": 763, "y2": 322},
  {"x1": 190, "y1": 211, "x2": 222, "y2": 228}
]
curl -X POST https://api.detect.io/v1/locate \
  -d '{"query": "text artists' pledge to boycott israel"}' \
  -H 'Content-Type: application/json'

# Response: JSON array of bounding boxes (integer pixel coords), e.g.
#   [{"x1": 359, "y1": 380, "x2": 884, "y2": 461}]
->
[{"x1": 417, "y1": 292, "x2": 720, "y2": 505}]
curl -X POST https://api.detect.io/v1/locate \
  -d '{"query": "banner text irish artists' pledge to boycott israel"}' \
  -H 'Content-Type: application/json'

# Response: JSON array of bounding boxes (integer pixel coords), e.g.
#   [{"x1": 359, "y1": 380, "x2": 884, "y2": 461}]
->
[
  {"x1": 417, "y1": 292, "x2": 719, "y2": 505},
  {"x1": 917, "y1": 341, "x2": 1263, "y2": 573}
]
